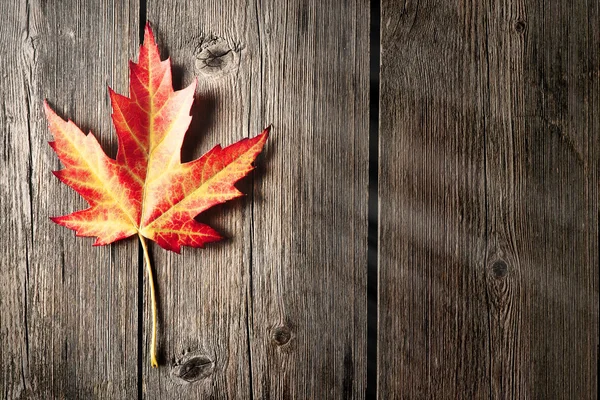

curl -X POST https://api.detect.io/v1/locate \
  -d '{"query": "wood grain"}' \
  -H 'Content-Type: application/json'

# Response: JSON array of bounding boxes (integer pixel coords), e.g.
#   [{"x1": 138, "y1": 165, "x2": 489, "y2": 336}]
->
[
  {"x1": 0, "y1": 1, "x2": 140, "y2": 398},
  {"x1": 379, "y1": 1, "x2": 489, "y2": 396},
  {"x1": 378, "y1": 0, "x2": 598, "y2": 398},
  {"x1": 0, "y1": 4, "x2": 33, "y2": 397},
  {"x1": 249, "y1": 0, "x2": 369, "y2": 398},
  {"x1": 518, "y1": 1, "x2": 598, "y2": 397},
  {"x1": 2, "y1": 0, "x2": 595, "y2": 397},
  {"x1": 143, "y1": 0, "x2": 369, "y2": 398}
]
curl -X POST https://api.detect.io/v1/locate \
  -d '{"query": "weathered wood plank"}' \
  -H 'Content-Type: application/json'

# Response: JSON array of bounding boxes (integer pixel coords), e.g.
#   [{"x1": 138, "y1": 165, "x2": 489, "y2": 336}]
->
[
  {"x1": 517, "y1": 1, "x2": 598, "y2": 397},
  {"x1": 379, "y1": 1, "x2": 489, "y2": 397},
  {"x1": 249, "y1": 0, "x2": 369, "y2": 398},
  {"x1": 482, "y1": 1, "x2": 529, "y2": 397},
  {"x1": 1, "y1": 1, "x2": 140, "y2": 398},
  {"x1": 0, "y1": 3, "x2": 33, "y2": 397},
  {"x1": 379, "y1": 0, "x2": 598, "y2": 398},
  {"x1": 143, "y1": 0, "x2": 369, "y2": 398}
]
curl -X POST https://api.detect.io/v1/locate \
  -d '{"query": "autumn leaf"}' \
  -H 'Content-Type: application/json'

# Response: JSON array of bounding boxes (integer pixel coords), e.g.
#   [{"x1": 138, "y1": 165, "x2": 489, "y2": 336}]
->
[{"x1": 45, "y1": 23, "x2": 269, "y2": 367}]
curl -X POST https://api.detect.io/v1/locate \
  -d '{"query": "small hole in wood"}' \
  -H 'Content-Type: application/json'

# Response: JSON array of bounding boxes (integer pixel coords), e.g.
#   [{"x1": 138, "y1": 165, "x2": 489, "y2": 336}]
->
[
  {"x1": 491, "y1": 260, "x2": 509, "y2": 278},
  {"x1": 514, "y1": 20, "x2": 526, "y2": 34},
  {"x1": 271, "y1": 326, "x2": 292, "y2": 346}
]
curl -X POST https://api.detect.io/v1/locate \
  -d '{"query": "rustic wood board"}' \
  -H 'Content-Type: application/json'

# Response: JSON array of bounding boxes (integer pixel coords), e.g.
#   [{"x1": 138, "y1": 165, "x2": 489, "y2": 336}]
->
[
  {"x1": 0, "y1": 4, "x2": 32, "y2": 396},
  {"x1": 144, "y1": 0, "x2": 369, "y2": 398},
  {"x1": 248, "y1": 0, "x2": 369, "y2": 398},
  {"x1": 516, "y1": 1, "x2": 598, "y2": 397},
  {"x1": 378, "y1": 0, "x2": 598, "y2": 398},
  {"x1": 0, "y1": 1, "x2": 140, "y2": 398}
]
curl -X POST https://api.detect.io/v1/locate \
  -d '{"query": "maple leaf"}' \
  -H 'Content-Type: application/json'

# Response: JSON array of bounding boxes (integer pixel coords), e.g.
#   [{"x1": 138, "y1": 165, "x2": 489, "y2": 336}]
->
[{"x1": 45, "y1": 23, "x2": 269, "y2": 367}]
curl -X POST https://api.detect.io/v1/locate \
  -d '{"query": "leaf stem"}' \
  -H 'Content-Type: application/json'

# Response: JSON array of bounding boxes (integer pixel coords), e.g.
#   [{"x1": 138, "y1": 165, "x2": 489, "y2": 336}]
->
[{"x1": 139, "y1": 234, "x2": 158, "y2": 368}]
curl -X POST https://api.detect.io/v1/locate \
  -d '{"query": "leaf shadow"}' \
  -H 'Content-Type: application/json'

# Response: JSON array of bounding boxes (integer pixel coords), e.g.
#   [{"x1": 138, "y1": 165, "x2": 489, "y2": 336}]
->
[
  {"x1": 248, "y1": 126, "x2": 274, "y2": 204},
  {"x1": 194, "y1": 199, "x2": 244, "y2": 243},
  {"x1": 192, "y1": 140, "x2": 270, "y2": 242},
  {"x1": 168, "y1": 63, "x2": 217, "y2": 163},
  {"x1": 181, "y1": 93, "x2": 217, "y2": 163}
]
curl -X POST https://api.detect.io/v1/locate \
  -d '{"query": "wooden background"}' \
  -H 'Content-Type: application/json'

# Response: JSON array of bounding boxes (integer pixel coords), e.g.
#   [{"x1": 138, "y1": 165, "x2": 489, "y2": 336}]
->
[{"x1": 0, "y1": 0, "x2": 596, "y2": 399}]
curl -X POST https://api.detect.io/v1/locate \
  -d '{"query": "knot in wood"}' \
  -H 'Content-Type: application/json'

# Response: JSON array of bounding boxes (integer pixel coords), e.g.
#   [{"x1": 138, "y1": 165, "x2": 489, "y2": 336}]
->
[
  {"x1": 514, "y1": 20, "x2": 526, "y2": 34},
  {"x1": 194, "y1": 36, "x2": 240, "y2": 79},
  {"x1": 271, "y1": 325, "x2": 292, "y2": 346},
  {"x1": 491, "y1": 260, "x2": 509, "y2": 279},
  {"x1": 171, "y1": 352, "x2": 214, "y2": 383}
]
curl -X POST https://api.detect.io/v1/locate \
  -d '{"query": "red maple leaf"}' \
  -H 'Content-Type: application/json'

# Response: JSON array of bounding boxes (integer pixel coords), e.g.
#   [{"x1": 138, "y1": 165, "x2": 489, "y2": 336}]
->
[{"x1": 45, "y1": 23, "x2": 269, "y2": 367}]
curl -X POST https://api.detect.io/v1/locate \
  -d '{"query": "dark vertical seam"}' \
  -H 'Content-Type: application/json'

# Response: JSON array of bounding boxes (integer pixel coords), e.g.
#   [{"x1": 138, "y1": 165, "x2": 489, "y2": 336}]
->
[
  {"x1": 367, "y1": 0, "x2": 380, "y2": 398},
  {"x1": 60, "y1": 239, "x2": 65, "y2": 284},
  {"x1": 593, "y1": 4, "x2": 599, "y2": 397},
  {"x1": 22, "y1": 0, "x2": 34, "y2": 388},
  {"x1": 244, "y1": 84, "x2": 256, "y2": 398},
  {"x1": 137, "y1": 246, "x2": 143, "y2": 400},
  {"x1": 23, "y1": 80, "x2": 33, "y2": 375},
  {"x1": 245, "y1": 93, "x2": 256, "y2": 399},
  {"x1": 585, "y1": 3, "x2": 597, "y2": 397},
  {"x1": 1, "y1": 100, "x2": 8, "y2": 162},
  {"x1": 139, "y1": 0, "x2": 147, "y2": 44},
  {"x1": 245, "y1": 67, "x2": 256, "y2": 400},
  {"x1": 22, "y1": 248, "x2": 31, "y2": 391},
  {"x1": 137, "y1": 1, "x2": 147, "y2": 398},
  {"x1": 245, "y1": 287, "x2": 254, "y2": 400},
  {"x1": 244, "y1": 1, "x2": 264, "y2": 399},
  {"x1": 481, "y1": 4, "x2": 492, "y2": 399}
]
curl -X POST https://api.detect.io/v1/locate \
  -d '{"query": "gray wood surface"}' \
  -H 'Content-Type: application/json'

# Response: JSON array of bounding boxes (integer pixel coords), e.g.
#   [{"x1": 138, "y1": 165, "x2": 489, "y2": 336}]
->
[
  {"x1": 379, "y1": 0, "x2": 598, "y2": 398},
  {"x1": 2, "y1": 0, "x2": 597, "y2": 398},
  {"x1": 247, "y1": 0, "x2": 369, "y2": 398},
  {"x1": 1, "y1": 1, "x2": 141, "y2": 398}
]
